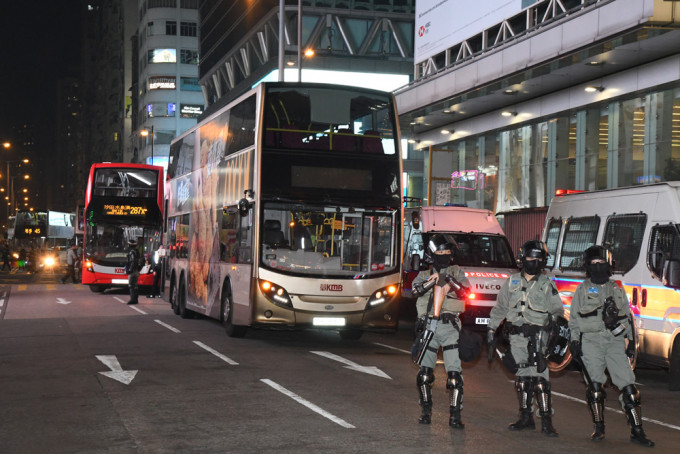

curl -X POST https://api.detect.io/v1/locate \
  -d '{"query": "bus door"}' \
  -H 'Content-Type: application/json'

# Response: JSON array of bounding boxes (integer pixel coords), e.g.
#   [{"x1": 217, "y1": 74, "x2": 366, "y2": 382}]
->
[
  {"x1": 340, "y1": 213, "x2": 363, "y2": 272},
  {"x1": 221, "y1": 204, "x2": 254, "y2": 325}
]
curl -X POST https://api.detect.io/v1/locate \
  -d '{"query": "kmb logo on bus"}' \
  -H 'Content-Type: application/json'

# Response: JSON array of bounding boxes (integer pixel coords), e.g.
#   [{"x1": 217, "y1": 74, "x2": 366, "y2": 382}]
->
[{"x1": 321, "y1": 284, "x2": 343, "y2": 292}]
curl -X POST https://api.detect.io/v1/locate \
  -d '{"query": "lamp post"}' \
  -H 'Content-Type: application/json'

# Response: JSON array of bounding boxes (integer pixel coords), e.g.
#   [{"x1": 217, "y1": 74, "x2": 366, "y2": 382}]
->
[{"x1": 140, "y1": 125, "x2": 154, "y2": 164}]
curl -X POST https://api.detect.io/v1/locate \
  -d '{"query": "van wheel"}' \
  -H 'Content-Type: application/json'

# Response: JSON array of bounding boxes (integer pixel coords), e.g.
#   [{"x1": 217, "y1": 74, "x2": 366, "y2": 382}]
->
[
  {"x1": 670, "y1": 336, "x2": 680, "y2": 391},
  {"x1": 339, "y1": 329, "x2": 363, "y2": 341},
  {"x1": 170, "y1": 279, "x2": 179, "y2": 315},
  {"x1": 178, "y1": 279, "x2": 193, "y2": 319},
  {"x1": 222, "y1": 291, "x2": 246, "y2": 338}
]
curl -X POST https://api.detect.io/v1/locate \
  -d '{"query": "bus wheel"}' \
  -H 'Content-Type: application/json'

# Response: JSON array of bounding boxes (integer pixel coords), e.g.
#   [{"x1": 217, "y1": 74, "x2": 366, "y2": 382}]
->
[
  {"x1": 170, "y1": 279, "x2": 179, "y2": 315},
  {"x1": 89, "y1": 285, "x2": 105, "y2": 293},
  {"x1": 339, "y1": 329, "x2": 363, "y2": 341},
  {"x1": 670, "y1": 336, "x2": 680, "y2": 391},
  {"x1": 222, "y1": 291, "x2": 246, "y2": 338},
  {"x1": 178, "y1": 278, "x2": 193, "y2": 319}
]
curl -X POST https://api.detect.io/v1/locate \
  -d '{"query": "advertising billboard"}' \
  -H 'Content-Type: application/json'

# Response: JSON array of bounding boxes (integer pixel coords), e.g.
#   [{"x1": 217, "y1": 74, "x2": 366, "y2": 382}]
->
[{"x1": 415, "y1": 0, "x2": 541, "y2": 63}]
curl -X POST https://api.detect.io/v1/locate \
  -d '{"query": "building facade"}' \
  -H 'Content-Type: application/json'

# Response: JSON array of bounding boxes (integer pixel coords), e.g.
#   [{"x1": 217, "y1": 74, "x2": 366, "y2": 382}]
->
[
  {"x1": 133, "y1": 0, "x2": 204, "y2": 166},
  {"x1": 396, "y1": 0, "x2": 680, "y2": 214}
]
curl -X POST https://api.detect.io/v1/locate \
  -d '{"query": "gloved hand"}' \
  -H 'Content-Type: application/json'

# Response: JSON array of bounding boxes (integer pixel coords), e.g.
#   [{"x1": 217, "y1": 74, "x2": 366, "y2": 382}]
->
[
  {"x1": 487, "y1": 328, "x2": 496, "y2": 363},
  {"x1": 427, "y1": 316, "x2": 439, "y2": 333},
  {"x1": 625, "y1": 340, "x2": 635, "y2": 359},
  {"x1": 569, "y1": 340, "x2": 581, "y2": 358}
]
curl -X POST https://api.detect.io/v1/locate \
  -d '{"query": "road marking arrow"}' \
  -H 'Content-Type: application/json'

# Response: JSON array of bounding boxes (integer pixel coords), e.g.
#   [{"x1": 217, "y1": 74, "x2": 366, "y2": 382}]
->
[
  {"x1": 95, "y1": 355, "x2": 138, "y2": 385},
  {"x1": 310, "y1": 351, "x2": 391, "y2": 379},
  {"x1": 56, "y1": 298, "x2": 71, "y2": 305}
]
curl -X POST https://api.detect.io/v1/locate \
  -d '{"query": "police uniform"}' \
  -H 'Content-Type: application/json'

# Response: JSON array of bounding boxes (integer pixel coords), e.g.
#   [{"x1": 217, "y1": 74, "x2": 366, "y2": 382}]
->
[
  {"x1": 569, "y1": 245, "x2": 654, "y2": 446},
  {"x1": 126, "y1": 241, "x2": 141, "y2": 305},
  {"x1": 413, "y1": 235, "x2": 470, "y2": 428},
  {"x1": 488, "y1": 240, "x2": 564, "y2": 436}
]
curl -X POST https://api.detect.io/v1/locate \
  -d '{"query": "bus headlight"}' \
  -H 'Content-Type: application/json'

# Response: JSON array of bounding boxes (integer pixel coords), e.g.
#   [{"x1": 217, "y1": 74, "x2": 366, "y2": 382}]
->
[
  {"x1": 259, "y1": 279, "x2": 292, "y2": 308},
  {"x1": 44, "y1": 256, "x2": 55, "y2": 267},
  {"x1": 85, "y1": 260, "x2": 93, "y2": 272},
  {"x1": 367, "y1": 284, "x2": 399, "y2": 308}
]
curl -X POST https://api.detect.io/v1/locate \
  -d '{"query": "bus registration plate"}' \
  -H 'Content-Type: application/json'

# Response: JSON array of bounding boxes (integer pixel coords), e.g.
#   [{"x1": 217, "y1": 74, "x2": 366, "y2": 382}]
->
[{"x1": 313, "y1": 317, "x2": 346, "y2": 327}]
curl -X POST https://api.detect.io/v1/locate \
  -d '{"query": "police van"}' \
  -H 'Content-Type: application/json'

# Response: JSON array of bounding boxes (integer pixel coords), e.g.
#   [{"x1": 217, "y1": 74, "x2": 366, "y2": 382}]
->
[
  {"x1": 542, "y1": 183, "x2": 680, "y2": 389},
  {"x1": 403, "y1": 205, "x2": 517, "y2": 330}
]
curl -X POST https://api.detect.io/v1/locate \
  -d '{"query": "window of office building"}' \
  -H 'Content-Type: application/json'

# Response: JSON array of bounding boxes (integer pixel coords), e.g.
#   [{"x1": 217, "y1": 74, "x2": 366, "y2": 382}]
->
[
  {"x1": 149, "y1": 0, "x2": 176, "y2": 8},
  {"x1": 180, "y1": 22, "x2": 197, "y2": 37},
  {"x1": 180, "y1": 49, "x2": 198, "y2": 65},
  {"x1": 180, "y1": 77, "x2": 201, "y2": 91},
  {"x1": 146, "y1": 103, "x2": 177, "y2": 118},
  {"x1": 166, "y1": 20, "x2": 177, "y2": 35}
]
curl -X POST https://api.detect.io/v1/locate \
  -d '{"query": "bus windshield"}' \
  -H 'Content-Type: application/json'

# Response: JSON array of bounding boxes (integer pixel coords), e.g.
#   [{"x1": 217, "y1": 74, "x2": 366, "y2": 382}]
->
[
  {"x1": 260, "y1": 202, "x2": 397, "y2": 277},
  {"x1": 84, "y1": 225, "x2": 160, "y2": 266}
]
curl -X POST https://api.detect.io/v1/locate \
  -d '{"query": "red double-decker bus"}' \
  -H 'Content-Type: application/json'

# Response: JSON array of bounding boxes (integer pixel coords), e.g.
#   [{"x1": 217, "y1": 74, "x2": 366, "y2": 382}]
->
[{"x1": 81, "y1": 163, "x2": 164, "y2": 293}]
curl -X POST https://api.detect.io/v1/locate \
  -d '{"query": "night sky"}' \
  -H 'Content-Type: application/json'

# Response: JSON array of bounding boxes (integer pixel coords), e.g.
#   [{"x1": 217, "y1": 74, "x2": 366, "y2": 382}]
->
[{"x1": 0, "y1": 1, "x2": 82, "y2": 147}]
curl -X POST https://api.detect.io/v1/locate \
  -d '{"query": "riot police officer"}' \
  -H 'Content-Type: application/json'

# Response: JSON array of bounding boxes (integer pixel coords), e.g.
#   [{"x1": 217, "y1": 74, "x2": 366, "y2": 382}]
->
[
  {"x1": 568, "y1": 245, "x2": 654, "y2": 447},
  {"x1": 412, "y1": 234, "x2": 470, "y2": 428},
  {"x1": 487, "y1": 240, "x2": 564, "y2": 436}
]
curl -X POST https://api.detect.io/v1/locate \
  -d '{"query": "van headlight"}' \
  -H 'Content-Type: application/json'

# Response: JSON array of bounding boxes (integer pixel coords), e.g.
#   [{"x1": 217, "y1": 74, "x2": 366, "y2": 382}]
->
[
  {"x1": 44, "y1": 256, "x2": 55, "y2": 267},
  {"x1": 367, "y1": 284, "x2": 399, "y2": 308},
  {"x1": 259, "y1": 279, "x2": 292, "y2": 308}
]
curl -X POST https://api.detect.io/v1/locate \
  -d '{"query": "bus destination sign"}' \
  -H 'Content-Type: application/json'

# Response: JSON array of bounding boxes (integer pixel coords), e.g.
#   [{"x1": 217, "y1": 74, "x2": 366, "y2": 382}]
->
[{"x1": 103, "y1": 204, "x2": 149, "y2": 216}]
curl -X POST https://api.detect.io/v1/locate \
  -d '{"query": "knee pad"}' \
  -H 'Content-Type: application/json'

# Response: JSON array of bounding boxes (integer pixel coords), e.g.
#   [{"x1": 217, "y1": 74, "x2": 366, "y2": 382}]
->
[
  {"x1": 621, "y1": 384, "x2": 640, "y2": 408},
  {"x1": 446, "y1": 371, "x2": 463, "y2": 390},
  {"x1": 417, "y1": 367, "x2": 435, "y2": 386},
  {"x1": 535, "y1": 377, "x2": 550, "y2": 394},
  {"x1": 515, "y1": 376, "x2": 532, "y2": 392},
  {"x1": 586, "y1": 382, "x2": 606, "y2": 402}
]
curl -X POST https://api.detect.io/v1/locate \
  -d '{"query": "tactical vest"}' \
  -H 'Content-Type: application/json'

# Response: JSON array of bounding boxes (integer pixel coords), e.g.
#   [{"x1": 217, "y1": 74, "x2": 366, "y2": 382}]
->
[{"x1": 504, "y1": 273, "x2": 555, "y2": 326}]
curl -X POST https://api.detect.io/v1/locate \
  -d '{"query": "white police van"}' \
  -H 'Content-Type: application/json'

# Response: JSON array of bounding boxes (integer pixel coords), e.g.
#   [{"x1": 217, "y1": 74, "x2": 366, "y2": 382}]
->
[
  {"x1": 403, "y1": 205, "x2": 517, "y2": 330},
  {"x1": 542, "y1": 183, "x2": 680, "y2": 389}
]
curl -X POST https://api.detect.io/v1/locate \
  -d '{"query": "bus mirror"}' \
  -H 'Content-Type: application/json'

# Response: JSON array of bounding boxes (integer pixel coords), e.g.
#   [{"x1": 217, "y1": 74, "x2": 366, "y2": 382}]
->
[
  {"x1": 238, "y1": 198, "x2": 251, "y2": 217},
  {"x1": 663, "y1": 259, "x2": 680, "y2": 288}
]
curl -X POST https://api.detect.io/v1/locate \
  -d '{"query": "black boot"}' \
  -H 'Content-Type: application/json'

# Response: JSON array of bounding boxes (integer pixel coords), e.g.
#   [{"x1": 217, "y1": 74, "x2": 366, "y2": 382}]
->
[
  {"x1": 447, "y1": 371, "x2": 464, "y2": 429},
  {"x1": 417, "y1": 367, "x2": 434, "y2": 425},
  {"x1": 509, "y1": 377, "x2": 535, "y2": 431},
  {"x1": 586, "y1": 382, "x2": 606, "y2": 441},
  {"x1": 622, "y1": 384, "x2": 654, "y2": 447},
  {"x1": 535, "y1": 378, "x2": 558, "y2": 437}
]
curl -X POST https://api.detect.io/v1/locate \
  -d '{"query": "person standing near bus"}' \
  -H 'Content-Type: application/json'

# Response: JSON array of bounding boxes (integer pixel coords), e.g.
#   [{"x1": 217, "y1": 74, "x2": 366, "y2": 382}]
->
[
  {"x1": 1, "y1": 242, "x2": 12, "y2": 272},
  {"x1": 568, "y1": 245, "x2": 654, "y2": 447},
  {"x1": 487, "y1": 240, "x2": 563, "y2": 436},
  {"x1": 60, "y1": 244, "x2": 78, "y2": 284},
  {"x1": 126, "y1": 238, "x2": 141, "y2": 305},
  {"x1": 413, "y1": 234, "x2": 470, "y2": 429},
  {"x1": 147, "y1": 244, "x2": 165, "y2": 298}
]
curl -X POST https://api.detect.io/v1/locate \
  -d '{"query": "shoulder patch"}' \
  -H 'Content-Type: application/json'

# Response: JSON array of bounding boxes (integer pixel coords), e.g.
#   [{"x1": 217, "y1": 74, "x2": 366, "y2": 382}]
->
[
  {"x1": 511, "y1": 279, "x2": 520, "y2": 286},
  {"x1": 587, "y1": 286, "x2": 599, "y2": 295}
]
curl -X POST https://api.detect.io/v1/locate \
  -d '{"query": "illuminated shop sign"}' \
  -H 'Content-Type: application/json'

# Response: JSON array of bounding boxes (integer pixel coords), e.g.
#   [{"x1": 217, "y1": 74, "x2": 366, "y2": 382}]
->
[
  {"x1": 149, "y1": 49, "x2": 176, "y2": 63},
  {"x1": 451, "y1": 170, "x2": 478, "y2": 190},
  {"x1": 149, "y1": 76, "x2": 176, "y2": 90},
  {"x1": 180, "y1": 104, "x2": 203, "y2": 118}
]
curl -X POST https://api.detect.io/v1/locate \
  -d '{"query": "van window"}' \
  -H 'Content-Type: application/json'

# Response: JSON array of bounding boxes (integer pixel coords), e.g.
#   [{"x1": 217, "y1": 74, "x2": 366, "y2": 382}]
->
[
  {"x1": 603, "y1": 214, "x2": 646, "y2": 274},
  {"x1": 559, "y1": 216, "x2": 600, "y2": 270},
  {"x1": 451, "y1": 233, "x2": 516, "y2": 268},
  {"x1": 544, "y1": 218, "x2": 562, "y2": 268},
  {"x1": 648, "y1": 224, "x2": 680, "y2": 281}
]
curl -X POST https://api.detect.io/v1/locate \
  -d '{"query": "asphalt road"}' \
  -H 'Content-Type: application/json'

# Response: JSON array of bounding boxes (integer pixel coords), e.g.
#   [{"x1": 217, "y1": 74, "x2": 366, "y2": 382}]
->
[{"x1": 1, "y1": 270, "x2": 679, "y2": 453}]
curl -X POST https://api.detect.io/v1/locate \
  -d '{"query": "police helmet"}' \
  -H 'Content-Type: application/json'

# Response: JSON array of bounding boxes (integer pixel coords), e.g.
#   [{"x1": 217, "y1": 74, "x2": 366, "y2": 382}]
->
[
  {"x1": 582, "y1": 245, "x2": 612, "y2": 270},
  {"x1": 427, "y1": 234, "x2": 459, "y2": 255},
  {"x1": 519, "y1": 240, "x2": 548, "y2": 264}
]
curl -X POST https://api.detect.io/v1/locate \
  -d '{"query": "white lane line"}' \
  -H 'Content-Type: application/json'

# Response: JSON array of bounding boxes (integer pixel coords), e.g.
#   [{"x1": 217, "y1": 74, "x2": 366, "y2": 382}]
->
[
  {"x1": 154, "y1": 319, "x2": 181, "y2": 333},
  {"x1": 260, "y1": 379, "x2": 355, "y2": 429},
  {"x1": 193, "y1": 341, "x2": 238, "y2": 365},
  {"x1": 129, "y1": 305, "x2": 147, "y2": 315},
  {"x1": 552, "y1": 391, "x2": 680, "y2": 431},
  {"x1": 0, "y1": 299, "x2": 4, "y2": 307},
  {"x1": 113, "y1": 296, "x2": 127, "y2": 304},
  {"x1": 373, "y1": 342, "x2": 410, "y2": 354}
]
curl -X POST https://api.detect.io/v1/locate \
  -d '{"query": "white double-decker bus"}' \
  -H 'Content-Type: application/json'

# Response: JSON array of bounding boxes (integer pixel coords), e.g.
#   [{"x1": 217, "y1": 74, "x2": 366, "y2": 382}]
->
[{"x1": 166, "y1": 82, "x2": 403, "y2": 339}]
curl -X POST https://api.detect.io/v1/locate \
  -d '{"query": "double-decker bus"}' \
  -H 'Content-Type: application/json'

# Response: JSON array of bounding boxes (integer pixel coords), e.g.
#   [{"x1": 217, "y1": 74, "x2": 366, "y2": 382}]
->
[
  {"x1": 167, "y1": 82, "x2": 402, "y2": 339},
  {"x1": 81, "y1": 163, "x2": 164, "y2": 292}
]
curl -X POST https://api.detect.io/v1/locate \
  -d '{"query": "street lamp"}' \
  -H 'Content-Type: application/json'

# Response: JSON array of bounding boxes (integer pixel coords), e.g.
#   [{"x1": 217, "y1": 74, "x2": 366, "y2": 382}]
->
[{"x1": 140, "y1": 126, "x2": 154, "y2": 165}]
